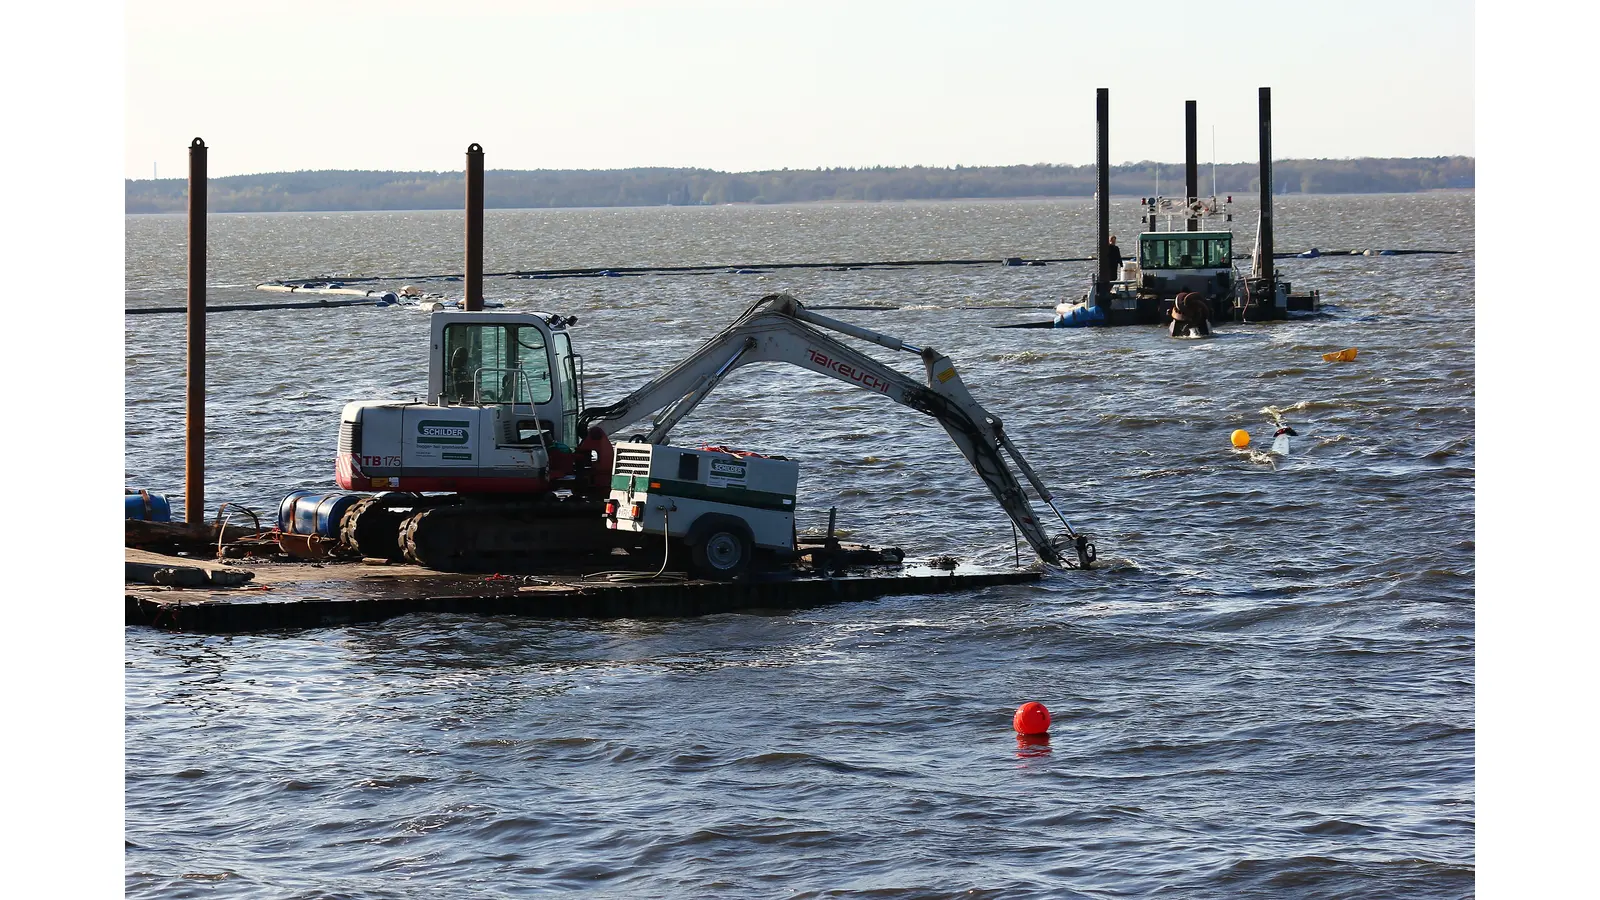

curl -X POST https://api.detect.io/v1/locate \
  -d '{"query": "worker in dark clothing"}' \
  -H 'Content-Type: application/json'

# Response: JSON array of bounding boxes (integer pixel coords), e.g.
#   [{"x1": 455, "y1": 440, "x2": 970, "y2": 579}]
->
[{"x1": 1105, "y1": 235, "x2": 1123, "y2": 275}]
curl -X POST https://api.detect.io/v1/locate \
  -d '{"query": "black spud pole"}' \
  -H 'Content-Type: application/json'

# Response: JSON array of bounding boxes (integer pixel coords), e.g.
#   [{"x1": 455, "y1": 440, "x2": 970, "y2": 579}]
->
[
  {"x1": 1186, "y1": 100, "x2": 1199, "y2": 231},
  {"x1": 1095, "y1": 88, "x2": 1112, "y2": 302},
  {"x1": 466, "y1": 143, "x2": 485, "y2": 312},
  {"x1": 186, "y1": 137, "x2": 207, "y2": 525}
]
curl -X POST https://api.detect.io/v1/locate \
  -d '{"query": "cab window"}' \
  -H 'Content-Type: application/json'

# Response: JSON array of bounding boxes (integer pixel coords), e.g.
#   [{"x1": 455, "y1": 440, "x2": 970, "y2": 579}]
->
[
  {"x1": 1140, "y1": 239, "x2": 1163, "y2": 269},
  {"x1": 443, "y1": 323, "x2": 553, "y2": 405}
]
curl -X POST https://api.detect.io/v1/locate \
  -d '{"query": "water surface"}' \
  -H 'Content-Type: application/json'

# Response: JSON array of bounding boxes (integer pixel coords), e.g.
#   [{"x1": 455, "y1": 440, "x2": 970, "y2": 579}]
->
[{"x1": 126, "y1": 194, "x2": 1474, "y2": 898}]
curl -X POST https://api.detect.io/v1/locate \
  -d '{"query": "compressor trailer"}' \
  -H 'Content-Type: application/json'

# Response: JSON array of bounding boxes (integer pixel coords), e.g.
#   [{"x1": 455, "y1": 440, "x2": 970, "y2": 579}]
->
[
  {"x1": 331, "y1": 293, "x2": 1094, "y2": 575},
  {"x1": 605, "y1": 443, "x2": 799, "y2": 579}
]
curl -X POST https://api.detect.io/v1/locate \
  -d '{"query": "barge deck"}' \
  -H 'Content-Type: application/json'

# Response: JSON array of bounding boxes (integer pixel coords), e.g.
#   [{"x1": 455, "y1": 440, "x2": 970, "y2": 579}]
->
[{"x1": 125, "y1": 549, "x2": 1043, "y2": 633}]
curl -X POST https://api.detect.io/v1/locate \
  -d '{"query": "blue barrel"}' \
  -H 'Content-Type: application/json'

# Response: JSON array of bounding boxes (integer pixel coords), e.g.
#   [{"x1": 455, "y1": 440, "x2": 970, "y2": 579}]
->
[
  {"x1": 278, "y1": 491, "x2": 366, "y2": 538},
  {"x1": 125, "y1": 490, "x2": 172, "y2": 522},
  {"x1": 278, "y1": 490, "x2": 316, "y2": 532}
]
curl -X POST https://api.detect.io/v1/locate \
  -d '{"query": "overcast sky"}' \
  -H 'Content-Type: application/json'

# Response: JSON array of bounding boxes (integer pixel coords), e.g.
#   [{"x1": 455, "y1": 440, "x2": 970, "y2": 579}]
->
[{"x1": 126, "y1": 0, "x2": 1474, "y2": 179}]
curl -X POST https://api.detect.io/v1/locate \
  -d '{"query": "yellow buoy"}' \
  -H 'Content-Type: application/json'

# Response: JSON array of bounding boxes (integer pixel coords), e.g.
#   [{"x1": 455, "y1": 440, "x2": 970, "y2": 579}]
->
[
  {"x1": 1322, "y1": 347, "x2": 1359, "y2": 362},
  {"x1": 1231, "y1": 429, "x2": 1251, "y2": 449}
]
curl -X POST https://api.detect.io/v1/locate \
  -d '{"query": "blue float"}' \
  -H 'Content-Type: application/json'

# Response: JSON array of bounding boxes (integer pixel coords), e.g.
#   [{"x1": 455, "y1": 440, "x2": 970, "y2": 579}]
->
[{"x1": 1053, "y1": 303, "x2": 1106, "y2": 328}]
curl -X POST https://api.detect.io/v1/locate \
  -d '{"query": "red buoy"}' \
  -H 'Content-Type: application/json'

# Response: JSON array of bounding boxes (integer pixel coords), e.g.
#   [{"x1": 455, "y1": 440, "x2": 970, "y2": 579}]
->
[{"x1": 1013, "y1": 701, "x2": 1051, "y2": 736}]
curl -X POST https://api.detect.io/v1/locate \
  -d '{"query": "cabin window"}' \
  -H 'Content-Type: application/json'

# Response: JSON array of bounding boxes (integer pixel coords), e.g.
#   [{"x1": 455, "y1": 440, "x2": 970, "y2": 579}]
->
[
  {"x1": 1141, "y1": 239, "x2": 1179, "y2": 269},
  {"x1": 443, "y1": 323, "x2": 553, "y2": 405},
  {"x1": 1142, "y1": 236, "x2": 1231, "y2": 269}
]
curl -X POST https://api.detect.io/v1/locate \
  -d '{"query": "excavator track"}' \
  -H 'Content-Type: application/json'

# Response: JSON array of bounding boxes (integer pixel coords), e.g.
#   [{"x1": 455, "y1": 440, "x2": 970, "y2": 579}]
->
[
  {"x1": 338, "y1": 496, "x2": 411, "y2": 562},
  {"x1": 398, "y1": 500, "x2": 616, "y2": 571}
]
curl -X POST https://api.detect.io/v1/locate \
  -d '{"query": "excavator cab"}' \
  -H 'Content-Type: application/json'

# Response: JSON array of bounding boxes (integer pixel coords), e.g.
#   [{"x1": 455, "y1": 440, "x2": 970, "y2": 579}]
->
[{"x1": 430, "y1": 313, "x2": 577, "y2": 447}]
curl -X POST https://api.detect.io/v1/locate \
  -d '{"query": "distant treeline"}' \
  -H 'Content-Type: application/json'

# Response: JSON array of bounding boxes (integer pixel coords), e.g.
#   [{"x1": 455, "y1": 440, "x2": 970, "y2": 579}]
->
[{"x1": 125, "y1": 157, "x2": 1473, "y2": 214}]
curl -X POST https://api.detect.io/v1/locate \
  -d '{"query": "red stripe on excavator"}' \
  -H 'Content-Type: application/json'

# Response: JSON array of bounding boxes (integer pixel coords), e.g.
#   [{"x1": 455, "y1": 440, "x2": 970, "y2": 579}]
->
[
  {"x1": 338, "y1": 475, "x2": 555, "y2": 493},
  {"x1": 335, "y1": 454, "x2": 550, "y2": 494},
  {"x1": 335, "y1": 452, "x2": 361, "y2": 489},
  {"x1": 380, "y1": 477, "x2": 554, "y2": 493}
]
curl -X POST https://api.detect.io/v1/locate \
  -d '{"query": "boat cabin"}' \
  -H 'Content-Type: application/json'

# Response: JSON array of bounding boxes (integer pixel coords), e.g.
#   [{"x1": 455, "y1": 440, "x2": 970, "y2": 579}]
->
[
  {"x1": 1138, "y1": 231, "x2": 1232, "y2": 272},
  {"x1": 1124, "y1": 230, "x2": 1235, "y2": 302}
]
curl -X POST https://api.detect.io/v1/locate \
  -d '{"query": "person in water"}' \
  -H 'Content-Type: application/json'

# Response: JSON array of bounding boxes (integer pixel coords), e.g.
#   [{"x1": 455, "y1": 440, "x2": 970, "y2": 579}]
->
[{"x1": 1169, "y1": 291, "x2": 1212, "y2": 337}]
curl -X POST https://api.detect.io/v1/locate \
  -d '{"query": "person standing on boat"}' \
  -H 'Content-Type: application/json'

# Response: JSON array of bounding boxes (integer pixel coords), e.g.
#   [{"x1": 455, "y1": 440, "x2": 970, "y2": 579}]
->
[{"x1": 1105, "y1": 235, "x2": 1123, "y2": 277}]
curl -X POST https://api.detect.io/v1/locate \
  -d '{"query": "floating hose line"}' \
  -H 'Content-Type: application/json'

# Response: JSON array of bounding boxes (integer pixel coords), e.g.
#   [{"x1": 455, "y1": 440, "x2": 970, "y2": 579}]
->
[{"x1": 127, "y1": 248, "x2": 1453, "y2": 317}]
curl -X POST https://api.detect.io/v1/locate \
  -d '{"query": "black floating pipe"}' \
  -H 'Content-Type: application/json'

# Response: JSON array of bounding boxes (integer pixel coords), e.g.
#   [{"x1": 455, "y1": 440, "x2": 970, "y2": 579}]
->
[
  {"x1": 1095, "y1": 88, "x2": 1112, "y2": 302},
  {"x1": 186, "y1": 137, "x2": 206, "y2": 525},
  {"x1": 1185, "y1": 100, "x2": 1199, "y2": 232},
  {"x1": 1258, "y1": 87, "x2": 1274, "y2": 283},
  {"x1": 465, "y1": 143, "x2": 485, "y2": 312}
]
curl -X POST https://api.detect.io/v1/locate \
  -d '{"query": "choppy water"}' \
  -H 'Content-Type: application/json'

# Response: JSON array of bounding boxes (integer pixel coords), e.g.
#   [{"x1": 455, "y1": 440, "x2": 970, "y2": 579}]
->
[{"x1": 125, "y1": 194, "x2": 1474, "y2": 898}]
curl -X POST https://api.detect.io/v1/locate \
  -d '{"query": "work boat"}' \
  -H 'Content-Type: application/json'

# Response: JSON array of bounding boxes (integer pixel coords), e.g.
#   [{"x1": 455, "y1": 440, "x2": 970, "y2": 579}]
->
[{"x1": 1056, "y1": 195, "x2": 1318, "y2": 327}]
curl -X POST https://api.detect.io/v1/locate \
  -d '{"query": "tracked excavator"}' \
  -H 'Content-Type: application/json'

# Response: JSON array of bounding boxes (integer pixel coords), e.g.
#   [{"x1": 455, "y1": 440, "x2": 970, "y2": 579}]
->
[{"x1": 334, "y1": 293, "x2": 1094, "y2": 573}]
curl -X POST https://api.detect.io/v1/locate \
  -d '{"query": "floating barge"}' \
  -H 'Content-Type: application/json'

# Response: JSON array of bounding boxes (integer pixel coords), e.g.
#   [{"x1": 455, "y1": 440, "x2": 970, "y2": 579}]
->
[
  {"x1": 124, "y1": 547, "x2": 1041, "y2": 634},
  {"x1": 1055, "y1": 87, "x2": 1319, "y2": 329},
  {"x1": 126, "y1": 141, "x2": 1076, "y2": 636}
]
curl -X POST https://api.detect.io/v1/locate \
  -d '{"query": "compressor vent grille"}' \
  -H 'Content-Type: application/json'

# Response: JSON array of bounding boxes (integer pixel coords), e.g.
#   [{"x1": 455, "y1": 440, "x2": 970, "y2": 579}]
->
[{"x1": 613, "y1": 446, "x2": 652, "y2": 477}]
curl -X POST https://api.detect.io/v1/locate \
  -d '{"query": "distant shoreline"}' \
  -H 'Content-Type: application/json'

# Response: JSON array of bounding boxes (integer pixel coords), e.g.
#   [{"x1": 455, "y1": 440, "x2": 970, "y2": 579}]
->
[
  {"x1": 124, "y1": 158, "x2": 1474, "y2": 215},
  {"x1": 122, "y1": 188, "x2": 1476, "y2": 217}
]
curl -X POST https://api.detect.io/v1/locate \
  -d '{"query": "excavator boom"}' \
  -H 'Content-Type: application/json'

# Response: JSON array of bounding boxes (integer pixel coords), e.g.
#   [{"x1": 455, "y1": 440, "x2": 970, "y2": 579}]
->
[{"x1": 581, "y1": 294, "x2": 1093, "y2": 569}]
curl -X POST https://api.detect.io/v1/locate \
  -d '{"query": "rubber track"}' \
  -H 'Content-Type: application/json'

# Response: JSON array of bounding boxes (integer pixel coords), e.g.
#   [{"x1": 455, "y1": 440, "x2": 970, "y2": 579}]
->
[
  {"x1": 339, "y1": 497, "x2": 410, "y2": 562},
  {"x1": 398, "y1": 502, "x2": 617, "y2": 572}
]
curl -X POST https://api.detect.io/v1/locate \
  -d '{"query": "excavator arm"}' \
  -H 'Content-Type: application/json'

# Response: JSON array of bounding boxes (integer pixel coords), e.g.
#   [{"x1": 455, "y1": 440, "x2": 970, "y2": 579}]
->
[{"x1": 580, "y1": 294, "x2": 1093, "y2": 568}]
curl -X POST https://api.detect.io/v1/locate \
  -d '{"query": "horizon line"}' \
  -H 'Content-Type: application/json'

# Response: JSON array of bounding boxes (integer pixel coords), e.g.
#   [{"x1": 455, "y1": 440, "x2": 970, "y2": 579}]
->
[{"x1": 125, "y1": 155, "x2": 1476, "y2": 183}]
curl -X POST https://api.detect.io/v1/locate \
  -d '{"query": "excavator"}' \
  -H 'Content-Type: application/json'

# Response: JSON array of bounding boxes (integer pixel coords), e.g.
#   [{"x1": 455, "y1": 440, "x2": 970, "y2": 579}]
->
[{"x1": 334, "y1": 293, "x2": 1094, "y2": 574}]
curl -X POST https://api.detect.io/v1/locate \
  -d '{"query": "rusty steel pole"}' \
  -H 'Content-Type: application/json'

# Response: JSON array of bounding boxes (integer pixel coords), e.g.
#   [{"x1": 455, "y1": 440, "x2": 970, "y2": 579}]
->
[
  {"x1": 465, "y1": 143, "x2": 485, "y2": 311},
  {"x1": 186, "y1": 137, "x2": 207, "y2": 525},
  {"x1": 1095, "y1": 88, "x2": 1112, "y2": 302},
  {"x1": 1258, "y1": 87, "x2": 1274, "y2": 284},
  {"x1": 1185, "y1": 100, "x2": 1199, "y2": 231}
]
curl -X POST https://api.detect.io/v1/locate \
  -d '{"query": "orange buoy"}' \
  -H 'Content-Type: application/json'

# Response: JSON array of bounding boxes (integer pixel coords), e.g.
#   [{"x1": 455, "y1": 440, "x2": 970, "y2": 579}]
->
[
  {"x1": 1013, "y1": 701, "x2": 1051, "y2": 736},
  {"x1": 1231, "y1": 429, "x2": 1251, "y2": 449}
]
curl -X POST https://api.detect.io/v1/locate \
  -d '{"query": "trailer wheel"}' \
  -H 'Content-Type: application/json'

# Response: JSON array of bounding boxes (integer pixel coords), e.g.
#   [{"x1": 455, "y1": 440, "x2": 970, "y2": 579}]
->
[{"x1": 689, "y1": 519, "x2": 754, "y2": 580}]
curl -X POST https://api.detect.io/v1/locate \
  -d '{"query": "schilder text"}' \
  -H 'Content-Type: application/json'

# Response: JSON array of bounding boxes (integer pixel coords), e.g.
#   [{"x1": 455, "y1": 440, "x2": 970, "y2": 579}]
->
[{"x1": 417, "y1": 420, "x2": 471, "y2": 445}]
